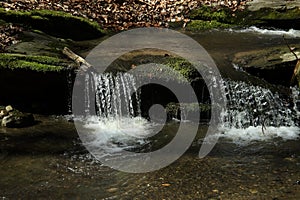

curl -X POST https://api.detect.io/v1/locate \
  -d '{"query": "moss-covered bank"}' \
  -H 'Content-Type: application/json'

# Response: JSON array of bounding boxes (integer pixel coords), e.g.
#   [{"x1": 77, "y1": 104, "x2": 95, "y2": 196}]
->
[
  {"x1": 0, "y1": 53, "x2": 69, "y2": 72},
  {"x1": 186, "y1": 6, "x2": 234, "y2": 31},
  {"x1": 0, "y1": 53, "x2": 75, "y2": 114},
  {"x1": 0, "y1": 8, "x2": 105, "y2": 40},
  {"x1": 186, "y1": 5, "x2": 300, "y2": 31},
  {"x1": 236, "y1": 7, "x2": 300, "y2": 29}
]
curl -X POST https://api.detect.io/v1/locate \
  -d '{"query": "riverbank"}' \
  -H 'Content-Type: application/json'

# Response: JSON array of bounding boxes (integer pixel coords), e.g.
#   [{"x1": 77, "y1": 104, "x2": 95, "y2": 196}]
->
[{"x1": 0, "y1": 0, "x2": 250, "y2": 31}]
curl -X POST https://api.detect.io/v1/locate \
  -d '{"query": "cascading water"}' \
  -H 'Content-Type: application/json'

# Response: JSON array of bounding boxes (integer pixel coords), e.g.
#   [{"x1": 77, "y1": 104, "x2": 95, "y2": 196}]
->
[
  {"x1": 79, "y1": 70, "x2": 299, "y2": 150},
  {"x1": 80, "y1": 72, "x2": 153, "y2": 155},
  {"x1": 218, "y1": 80, "x2": 300, "y2": 145},
  {"x1": 223, "y1": 80, "x2": 297, "y2": 128},
  {"x1": 93, "y1": 73, "x2": 141, "y2": 118}
]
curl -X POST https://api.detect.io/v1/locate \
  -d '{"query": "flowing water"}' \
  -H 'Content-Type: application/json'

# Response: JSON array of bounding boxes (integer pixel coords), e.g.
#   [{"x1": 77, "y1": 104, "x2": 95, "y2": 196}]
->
[{"x1": 1, "y1": 27, "x2": 300, "y2": 199}]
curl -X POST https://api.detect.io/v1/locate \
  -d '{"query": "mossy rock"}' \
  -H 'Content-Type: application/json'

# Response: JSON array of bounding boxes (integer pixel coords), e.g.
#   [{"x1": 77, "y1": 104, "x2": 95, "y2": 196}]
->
[
  {"x1": 0, "y1": 53, "x2": 69, "y2": 72},
  {"x1": 235, "y1": 7, "x2": 300, "y2": 29},
  {"x1": 0, "y1": 8, "x2": 105, "y2": 40},
  {"x1": 189, "y1": 5, "x2": 300, "y2": 30},
  {"x1": 131, "y1": 55, "x2": 201, "y2": 83},
  {"x1": 186, "y1": 20, "x2": 232, "y2": 31},
  {"x1": 186, "y1": 6, "x2": 234, "y2": 31},
  {"x1": 166, "y1": 102, "x2": 211, "y2": 121},
  {"x1": 107, "y1": 49, "x2": 202, "y2": 83},
  {"x1": 189, "y1": 6, "x2": 235, "y2": 24}
]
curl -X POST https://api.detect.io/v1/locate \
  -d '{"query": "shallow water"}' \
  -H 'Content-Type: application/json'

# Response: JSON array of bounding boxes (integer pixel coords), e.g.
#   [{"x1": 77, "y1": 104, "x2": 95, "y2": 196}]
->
[
  {"x1": 1, "y1": 28, "x2": 300, "y2": 199},
  {"x1": 0, "y1": 116, "x2": 300, "y2": 199}
]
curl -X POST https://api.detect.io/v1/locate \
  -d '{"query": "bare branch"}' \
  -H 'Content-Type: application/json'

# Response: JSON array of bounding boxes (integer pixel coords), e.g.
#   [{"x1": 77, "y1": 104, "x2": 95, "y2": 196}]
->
[{"x1": 62, "y1": 47, "x2": 92, "y2": 72}]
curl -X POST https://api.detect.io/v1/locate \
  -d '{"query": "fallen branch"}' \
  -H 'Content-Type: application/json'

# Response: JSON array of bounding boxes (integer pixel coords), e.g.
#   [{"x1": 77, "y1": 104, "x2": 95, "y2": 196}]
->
[
  {"x1": 291, "y1": 60, "x2": 300, "y2": 86},
  {"x1": 62, "y1": 47, "x2": 92, "y2": 72},
  {"x1": 261, "y1": 117, "x2": 267, "y2": 135},
  {"x1": 283, "y1": 36, "x2": 300, "y2": 85}
]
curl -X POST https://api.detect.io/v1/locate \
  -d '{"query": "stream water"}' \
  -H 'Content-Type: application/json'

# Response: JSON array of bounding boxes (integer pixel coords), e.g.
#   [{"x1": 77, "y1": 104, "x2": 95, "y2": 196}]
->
[{"x1": 1, "y1": 27, "x2": 300, "y2": 199}]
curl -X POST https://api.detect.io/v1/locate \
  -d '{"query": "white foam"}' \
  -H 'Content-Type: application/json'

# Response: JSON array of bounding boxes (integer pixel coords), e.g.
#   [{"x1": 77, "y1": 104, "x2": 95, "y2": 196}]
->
[
  {"x1": 80, "y1": 116, "x2": 155, "y2": 154},
  {"x1": 229, "y1": 26, "x2": 300, "y2": 38},
  {"x1": 215, "y1": 126, "x2": 300, "y2": 146}
]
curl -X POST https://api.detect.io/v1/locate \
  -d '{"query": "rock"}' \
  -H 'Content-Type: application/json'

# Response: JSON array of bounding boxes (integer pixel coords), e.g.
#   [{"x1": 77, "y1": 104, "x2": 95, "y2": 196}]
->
[
  {"x1": 0, "y1": 109, "x2": 8, "y2": 119},
  {"x1": 166, "y1": 102, "x2": 211, "y2": 122},
  {"x1": 1, "y1": 111, "x2": 34, "y2": 128},
  {"x1": 233, "y1": 45, "x2": 300, "y2": 86},
  {"x1": 5, "y1": 105, "x2": 13, "y2": 112},
  {"x1": 247, "y1": 0, "x2": 300, "y2": 11}
]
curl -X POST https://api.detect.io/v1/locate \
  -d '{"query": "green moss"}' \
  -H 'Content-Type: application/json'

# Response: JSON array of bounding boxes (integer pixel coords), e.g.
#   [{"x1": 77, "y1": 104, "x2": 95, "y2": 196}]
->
[
  {"x1": 186, "y1": 20, "x2": 231, "y2": 31},
  {"x1": 188, "y1": 5, "x2": 300, "y2": 30},
  {"x1": 166, "y1": 102, "x2": 211, "y2": 117},
  {"x1": 164, "y1": 57, "x2": 200, "y2": 82},
  {"x1": 234, "y1": 7, "x2": 300, "y2": 28},
  {"x1": 0, "y1": 53, "x2": 68, "y2": 72},
  {"x1": 186, "y1": 6, "x2": 235, "y2": 31},
  {"x1": 131, "y1": 56, "x2": 201, "y2": 83},
  {"x1": 189, "y1": 6, "x2": 234, "y2": 23},
  {"x1": 259, "y1": 7, "x2": 300, "y2": 20},
  {"x1": 0, "y1": 8, "x2": 105, "y2": 40}
]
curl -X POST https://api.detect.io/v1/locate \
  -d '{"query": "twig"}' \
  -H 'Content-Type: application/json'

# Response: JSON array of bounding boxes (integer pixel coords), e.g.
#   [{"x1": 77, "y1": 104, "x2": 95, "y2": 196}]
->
[
  {"x1": 62, "y1": 47, "x2": 92, "y2": 72},
  {"x1": 283, "y1": 35, "x2": 298, "y2": 60},
  {"x1": 283, "y1": 36, "x2": 300, "y2": 85}
]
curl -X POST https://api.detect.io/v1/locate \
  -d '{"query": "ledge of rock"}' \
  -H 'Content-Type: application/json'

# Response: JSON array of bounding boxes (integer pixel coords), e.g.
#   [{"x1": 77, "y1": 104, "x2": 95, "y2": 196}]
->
[
  {"x1": 233, "y1": 45, "x2": 300, "y2": 86},
  {"x1": 247, "y1": 0, "x2": 300, "y2": 11}
]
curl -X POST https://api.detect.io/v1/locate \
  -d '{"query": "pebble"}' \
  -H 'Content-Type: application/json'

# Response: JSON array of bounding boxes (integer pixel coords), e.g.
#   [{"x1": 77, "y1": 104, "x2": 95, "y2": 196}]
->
[
  {"x1": 5, "y1": 105, "x2": 13, "y2": 112},
  {"x1": 107, "y1": 187, "x2": 118, "y2": 192},
  {"x1": 0, "y1": 110, "x2": 8, "y2": 118}
]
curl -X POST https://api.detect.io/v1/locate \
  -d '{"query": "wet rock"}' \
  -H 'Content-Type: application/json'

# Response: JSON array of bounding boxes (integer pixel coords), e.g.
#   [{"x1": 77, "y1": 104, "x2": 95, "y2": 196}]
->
[
  {"x1": 247, "y1": 0, "x2": 300, "y2": 11},
  {"x1": 233, "y1": 45, "x2": 300, "y2": 86},
  {"x1": 1, "y1": 110, "x2": 34, "y2": 128},
  {"x1": 235, "y1": 6, "x2": 300, "y2": 30},
  {"x1": 166, "y1": 102, "x2": 211, "y2": 122}
]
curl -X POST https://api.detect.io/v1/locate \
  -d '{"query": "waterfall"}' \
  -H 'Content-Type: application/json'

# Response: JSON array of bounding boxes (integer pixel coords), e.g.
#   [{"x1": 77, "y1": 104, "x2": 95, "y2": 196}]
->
[
  {"x1": 222, "y1": 80, "x2": 298, "y2": 128},
  {"x1": 218, "y1": 80, "x2": 300, "y2": 144},
  {"x1": 82, "y1": 72, "x2": 141, "y2": 119},
  {"x1": 93, "y1": 73, "x2": 141, "y2": 118},
  {"x1": 78, "y1": 72, "x2": 299, "y2": 148},
  {"x1": 78, "y1": 72, "x2": 152, "y2": 154}
]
